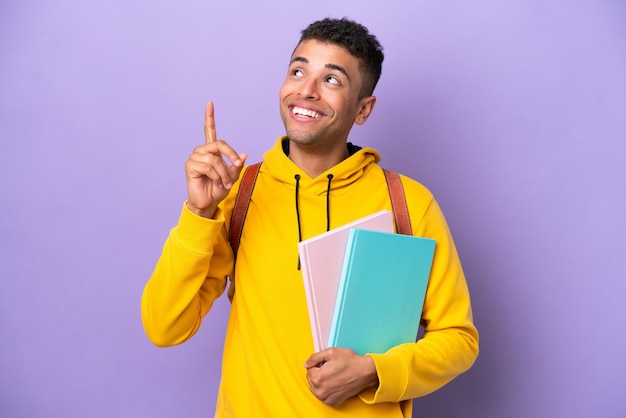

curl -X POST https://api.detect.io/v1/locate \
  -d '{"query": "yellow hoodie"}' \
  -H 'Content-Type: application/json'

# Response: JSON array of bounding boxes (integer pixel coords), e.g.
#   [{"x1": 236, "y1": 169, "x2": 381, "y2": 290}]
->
[{"x1": 142, "y1": 137, "x2": 479, "y2": 417}]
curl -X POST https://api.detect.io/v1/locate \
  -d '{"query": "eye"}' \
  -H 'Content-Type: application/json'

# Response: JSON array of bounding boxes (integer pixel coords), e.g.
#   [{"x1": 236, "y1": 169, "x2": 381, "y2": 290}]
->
[
  {"x1": 292, "y1": 69, "x2": 304, "y2": 77},
  {"x1": 326, "y1": 75, "x2": 340, "y2": 85}
]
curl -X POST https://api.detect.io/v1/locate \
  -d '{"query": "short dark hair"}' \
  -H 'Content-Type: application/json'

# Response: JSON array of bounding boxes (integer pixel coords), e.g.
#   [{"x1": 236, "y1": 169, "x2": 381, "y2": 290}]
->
[{"x1": 298, "y1": 17, "x2": 384, "y2": 98}]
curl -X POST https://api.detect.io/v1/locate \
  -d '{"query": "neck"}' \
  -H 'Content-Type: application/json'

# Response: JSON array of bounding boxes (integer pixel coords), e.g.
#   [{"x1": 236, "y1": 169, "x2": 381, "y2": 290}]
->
[{"x1": 287, "y1": 141, "x2": 350, "y2": 178}]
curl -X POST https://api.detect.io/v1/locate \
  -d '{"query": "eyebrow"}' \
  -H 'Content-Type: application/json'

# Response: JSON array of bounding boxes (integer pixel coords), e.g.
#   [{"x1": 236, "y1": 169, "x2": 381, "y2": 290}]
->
[{"x1": 290, "y1": 56, "x2": 351, "y2": 82}]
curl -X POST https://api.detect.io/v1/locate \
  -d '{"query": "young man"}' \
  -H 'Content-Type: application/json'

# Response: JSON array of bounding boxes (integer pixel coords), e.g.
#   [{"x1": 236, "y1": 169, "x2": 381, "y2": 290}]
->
[{"x1": 142, "y1": 18, "x2": 479, "y2": 417}]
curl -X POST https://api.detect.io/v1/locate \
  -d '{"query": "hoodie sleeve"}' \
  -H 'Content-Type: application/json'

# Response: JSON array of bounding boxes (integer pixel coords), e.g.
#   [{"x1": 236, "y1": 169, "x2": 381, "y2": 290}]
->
[
  {"x1": 141, "y1": 202, "x2": 234, "y2": 347},
  {"x1": 359, "y1": 191, "x2": 479, "y2": 403}
]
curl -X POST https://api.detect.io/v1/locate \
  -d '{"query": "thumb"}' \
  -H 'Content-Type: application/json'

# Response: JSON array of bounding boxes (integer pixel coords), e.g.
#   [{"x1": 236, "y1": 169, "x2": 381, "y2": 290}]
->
[{"x1": 304, "y1": 350, "x2": 329, "y2": 369}]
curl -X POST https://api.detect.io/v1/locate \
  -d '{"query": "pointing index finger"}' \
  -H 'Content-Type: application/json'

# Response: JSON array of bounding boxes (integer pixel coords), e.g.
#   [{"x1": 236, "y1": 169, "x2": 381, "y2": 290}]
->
[{"x1": 204, "y1": 101, "x2": 217, "y2": 143}]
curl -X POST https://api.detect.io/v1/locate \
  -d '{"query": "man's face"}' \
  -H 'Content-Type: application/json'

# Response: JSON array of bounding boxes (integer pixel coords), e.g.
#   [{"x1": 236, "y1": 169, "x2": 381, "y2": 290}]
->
[{"x1": 279, "y1": 39, "x2": 374, "y2": 149}]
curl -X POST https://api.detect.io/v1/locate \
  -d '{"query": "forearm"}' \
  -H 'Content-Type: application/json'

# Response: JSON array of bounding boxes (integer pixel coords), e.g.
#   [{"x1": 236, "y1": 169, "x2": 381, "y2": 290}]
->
[
  {"x1": 361, "y1": 259, "x2": 478, "y2": 401},
  {"x1": 361, "y1": 195, "x2": 479, "y2": 402},
  {"x1": 141, "y1": 203, "x2": 233, "y2": 346},
  {"x1": 363, "y1": 322, "x2": 478, "y2": 402}
]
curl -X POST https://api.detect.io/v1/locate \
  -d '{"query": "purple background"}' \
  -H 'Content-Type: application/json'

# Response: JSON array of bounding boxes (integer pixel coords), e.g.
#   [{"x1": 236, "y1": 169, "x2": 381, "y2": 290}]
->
[{"x1": 1, "y1": 1, "x2": 625, "y2": 417}]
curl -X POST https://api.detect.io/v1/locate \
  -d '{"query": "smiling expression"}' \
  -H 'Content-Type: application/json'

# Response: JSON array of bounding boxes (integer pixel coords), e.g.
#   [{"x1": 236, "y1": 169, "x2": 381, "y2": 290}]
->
[{"x1": 279, "y1": 40, "x2": 375, "y2": 151}]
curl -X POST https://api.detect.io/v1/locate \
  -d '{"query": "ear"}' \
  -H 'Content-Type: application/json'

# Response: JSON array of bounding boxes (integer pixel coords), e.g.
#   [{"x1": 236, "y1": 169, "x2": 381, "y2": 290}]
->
[{"x1": 354, "y1": 96, "x2": 377, "y2": 125}]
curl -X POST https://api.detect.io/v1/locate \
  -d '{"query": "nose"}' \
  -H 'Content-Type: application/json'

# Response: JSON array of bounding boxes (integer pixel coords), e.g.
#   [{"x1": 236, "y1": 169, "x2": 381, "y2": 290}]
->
[{"x1": 298, "y1": 78, "x2": 320, "y2": 100}]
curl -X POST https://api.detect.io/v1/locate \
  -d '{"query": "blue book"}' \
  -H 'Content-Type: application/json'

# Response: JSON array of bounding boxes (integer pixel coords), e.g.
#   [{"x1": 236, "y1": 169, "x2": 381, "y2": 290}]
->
[{"x1": 327, "y1": 228, "x2": 436, "y2": 355}]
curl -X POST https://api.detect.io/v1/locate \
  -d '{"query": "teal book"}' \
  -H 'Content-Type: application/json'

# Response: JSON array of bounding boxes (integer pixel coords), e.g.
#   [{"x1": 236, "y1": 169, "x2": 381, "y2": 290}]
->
[{"x1": 327, "y1": 228, "x2": 436, "y2": 355}]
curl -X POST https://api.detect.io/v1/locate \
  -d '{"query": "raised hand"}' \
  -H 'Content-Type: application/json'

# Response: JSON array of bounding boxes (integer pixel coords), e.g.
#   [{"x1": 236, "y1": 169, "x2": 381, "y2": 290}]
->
[{"x1": 185, "y1": 101, "x2": 247, "y2": 218}]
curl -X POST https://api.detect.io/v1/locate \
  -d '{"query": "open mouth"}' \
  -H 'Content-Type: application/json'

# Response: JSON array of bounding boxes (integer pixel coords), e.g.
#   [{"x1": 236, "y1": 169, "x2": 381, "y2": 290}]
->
[{"x1": 291, "y1": 106, "x2": 323, "y2": 119}]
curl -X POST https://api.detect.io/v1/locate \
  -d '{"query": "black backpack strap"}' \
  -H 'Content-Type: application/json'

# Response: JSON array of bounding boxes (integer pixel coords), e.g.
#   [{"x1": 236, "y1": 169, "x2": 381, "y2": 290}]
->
[
  {"x1": 229, "y1": 162, "x2": 262, "y2": 259},
  {"x1": 383, "y1": 169, "x2": 412, "y2": 235}
]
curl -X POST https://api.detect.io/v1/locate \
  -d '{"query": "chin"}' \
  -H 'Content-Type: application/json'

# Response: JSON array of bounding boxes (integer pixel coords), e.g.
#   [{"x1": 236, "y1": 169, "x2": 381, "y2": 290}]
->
[{"x1": 285, "y1": 128, "x2": 319, "y2": 145}]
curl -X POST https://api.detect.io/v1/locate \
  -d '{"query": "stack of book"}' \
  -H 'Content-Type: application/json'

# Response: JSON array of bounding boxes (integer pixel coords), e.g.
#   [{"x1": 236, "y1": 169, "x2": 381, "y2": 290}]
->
[{"x1": 298, "y1": 210, "x2": 436, "y2": 356}]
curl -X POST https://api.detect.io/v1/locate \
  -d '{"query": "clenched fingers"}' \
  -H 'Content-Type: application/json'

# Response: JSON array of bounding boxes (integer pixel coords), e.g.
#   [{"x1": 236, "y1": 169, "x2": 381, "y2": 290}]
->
[{"x1": 188, "y1": 141, "x2": 244, "y2": 187}]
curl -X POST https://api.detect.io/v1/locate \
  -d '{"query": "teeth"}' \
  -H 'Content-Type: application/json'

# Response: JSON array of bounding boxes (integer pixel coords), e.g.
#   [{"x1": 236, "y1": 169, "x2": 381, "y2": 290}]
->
[{"x1": 292, "y1": 106, "x2": 322, "y2": 119}]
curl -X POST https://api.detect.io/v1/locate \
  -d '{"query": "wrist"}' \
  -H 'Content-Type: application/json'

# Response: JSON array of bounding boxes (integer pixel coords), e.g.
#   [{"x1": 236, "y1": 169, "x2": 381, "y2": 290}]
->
[
  {"x1": 186, "y1": 201, "x2": 217, "y2": 219},
  {"x1": 361, "y1": 355, "x2": 379, "y2": 389}
]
